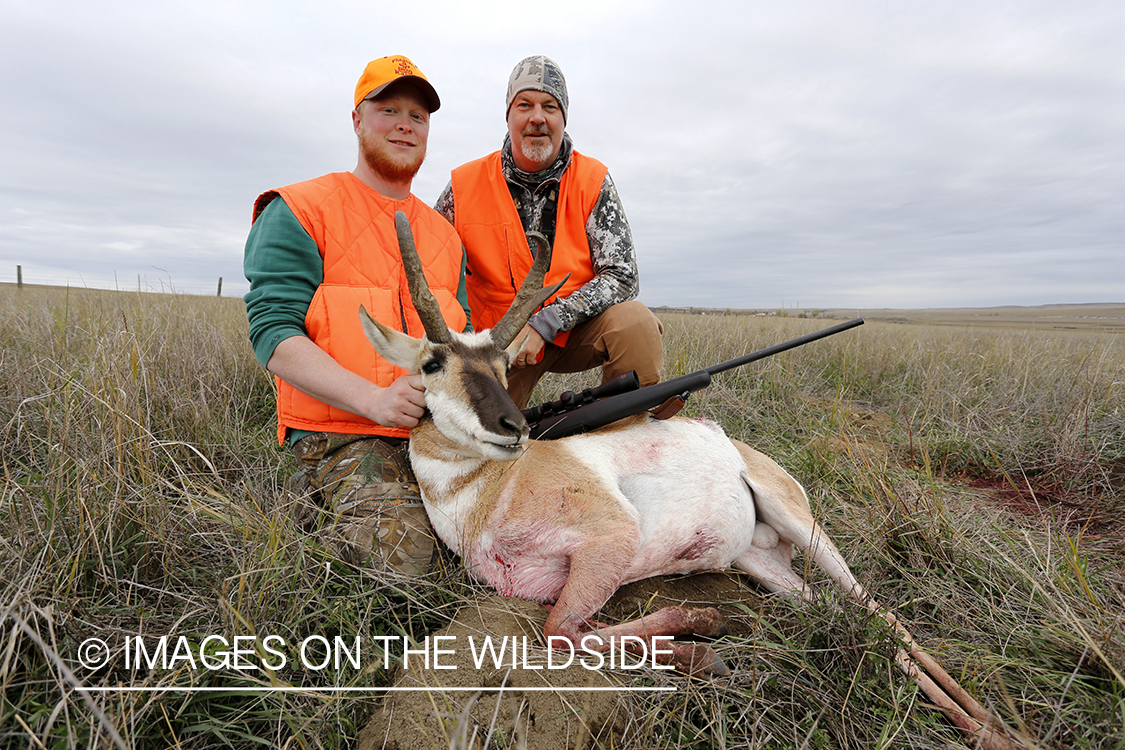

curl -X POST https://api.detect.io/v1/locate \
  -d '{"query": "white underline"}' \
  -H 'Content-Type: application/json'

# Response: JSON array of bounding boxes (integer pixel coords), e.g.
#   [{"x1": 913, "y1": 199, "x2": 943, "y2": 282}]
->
[{"x1": 75, "y1": 686, "x2": 675, "y2": 693}]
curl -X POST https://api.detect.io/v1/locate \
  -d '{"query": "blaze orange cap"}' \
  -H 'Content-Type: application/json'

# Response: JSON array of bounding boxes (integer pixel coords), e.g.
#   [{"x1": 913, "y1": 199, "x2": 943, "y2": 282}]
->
[{"x1": 354, "y1": 55, "x2": 440, "y2": 112}]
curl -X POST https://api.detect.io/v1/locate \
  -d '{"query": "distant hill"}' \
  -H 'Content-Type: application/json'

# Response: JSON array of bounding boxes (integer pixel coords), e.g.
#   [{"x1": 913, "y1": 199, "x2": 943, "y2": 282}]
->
[
  {"x1": 650, "y1": 303, "x2": 1125, "y2": 332},
  {"x1": 818, "y1": 303, "x2": 1125, "y2": 332}
]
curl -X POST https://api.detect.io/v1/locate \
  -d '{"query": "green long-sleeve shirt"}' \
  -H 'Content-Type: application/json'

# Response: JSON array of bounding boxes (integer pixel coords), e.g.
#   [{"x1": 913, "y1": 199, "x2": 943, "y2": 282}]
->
[{"x1": 243, "y1": 196, "x2": 471, "y2": 369}]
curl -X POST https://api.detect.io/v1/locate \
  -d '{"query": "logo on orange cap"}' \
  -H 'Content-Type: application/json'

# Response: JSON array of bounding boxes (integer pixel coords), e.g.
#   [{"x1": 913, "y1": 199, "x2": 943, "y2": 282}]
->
[{"x1": 354, "y1": 55, "x2": 441, "y2": 112}]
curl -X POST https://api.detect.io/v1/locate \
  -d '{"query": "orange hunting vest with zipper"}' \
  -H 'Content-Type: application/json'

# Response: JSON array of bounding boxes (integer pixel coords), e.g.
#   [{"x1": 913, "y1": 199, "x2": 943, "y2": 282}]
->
[
  {"x1": 450, "y1": 150, "x2": 607, "y2": 347},
  {"x1": 253, "y1": 172, "x2": 467, "y2": 444}
]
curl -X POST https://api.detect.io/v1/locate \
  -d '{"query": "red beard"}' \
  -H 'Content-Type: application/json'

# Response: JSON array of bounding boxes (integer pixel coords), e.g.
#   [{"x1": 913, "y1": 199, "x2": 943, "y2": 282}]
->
[{"x1": 359, "y1": 130, "x2": 426, "y2": 183}]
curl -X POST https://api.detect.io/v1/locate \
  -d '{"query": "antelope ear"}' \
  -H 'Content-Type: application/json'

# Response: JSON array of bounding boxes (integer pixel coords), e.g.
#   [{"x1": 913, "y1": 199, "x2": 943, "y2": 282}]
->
[{"x1": 359, "y1": 305, "x2": 423, "y2": 371}]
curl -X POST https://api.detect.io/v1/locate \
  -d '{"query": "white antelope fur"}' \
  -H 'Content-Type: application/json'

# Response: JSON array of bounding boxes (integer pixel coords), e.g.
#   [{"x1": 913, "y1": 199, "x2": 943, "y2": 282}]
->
[{"x1": 421, "y1": 414, "x2": 831, "y2": 599}]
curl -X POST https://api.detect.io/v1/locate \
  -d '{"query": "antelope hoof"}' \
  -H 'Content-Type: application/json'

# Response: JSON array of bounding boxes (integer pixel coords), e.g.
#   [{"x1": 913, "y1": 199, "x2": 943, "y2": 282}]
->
[{"x1": 676, "y1": 642, "x2": 731, "y2": 677}]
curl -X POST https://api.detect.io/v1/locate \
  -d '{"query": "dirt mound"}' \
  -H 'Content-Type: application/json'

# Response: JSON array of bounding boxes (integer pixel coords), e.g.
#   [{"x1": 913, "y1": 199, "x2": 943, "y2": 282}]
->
[
  {"x1": 358, "y1": 573, "x2": 760, "y2": 750},
  {"x1": 357, "y1": 596, "x2": 630, "y2": 750},
  {"x1": 602, "y1": 571, "x2": 763, "y2": 638}
]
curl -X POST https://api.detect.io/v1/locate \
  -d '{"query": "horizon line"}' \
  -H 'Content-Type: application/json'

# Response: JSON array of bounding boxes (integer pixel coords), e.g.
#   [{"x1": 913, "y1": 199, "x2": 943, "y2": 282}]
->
[{"x1": 3, "y1": 280, "x2": 1121, "y2": 313}]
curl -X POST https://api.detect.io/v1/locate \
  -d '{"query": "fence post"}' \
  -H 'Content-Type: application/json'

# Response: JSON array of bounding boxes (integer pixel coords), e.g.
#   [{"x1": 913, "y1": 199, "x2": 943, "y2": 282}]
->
[
  {"x1": 17, "y1": 265, "x2": 22, "y2": 290},
  {"x1": 216, "y1": 277, "x2": 223, "y2": 297}
]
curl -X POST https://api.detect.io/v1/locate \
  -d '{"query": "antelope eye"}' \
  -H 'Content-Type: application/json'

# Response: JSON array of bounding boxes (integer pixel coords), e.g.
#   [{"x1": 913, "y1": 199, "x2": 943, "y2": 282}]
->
[{"x1": 421, "y1": 360, "x2": 442, "y2": 375}]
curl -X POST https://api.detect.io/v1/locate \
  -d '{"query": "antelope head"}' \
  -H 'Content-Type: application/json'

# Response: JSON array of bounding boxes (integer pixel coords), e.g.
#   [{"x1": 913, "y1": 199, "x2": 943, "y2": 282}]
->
[{"x1": 359, "y1": 210, "x2": 565, "y2": 460}]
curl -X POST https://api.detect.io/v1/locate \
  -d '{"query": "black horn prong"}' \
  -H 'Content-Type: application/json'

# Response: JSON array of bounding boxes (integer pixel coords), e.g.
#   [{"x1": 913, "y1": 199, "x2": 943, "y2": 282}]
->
[
  {"x1": 490, "y1": 231, "x2": 566, "y2": 349},
  {"x1": 395, "y1": 210, "x2": 451, "y2": 343}
]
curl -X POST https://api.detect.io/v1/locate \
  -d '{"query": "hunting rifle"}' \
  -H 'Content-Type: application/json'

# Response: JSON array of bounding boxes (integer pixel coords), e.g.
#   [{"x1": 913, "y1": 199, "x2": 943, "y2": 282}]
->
[{"x1": 523, "y1": 317, "x2": 864, "y2": 440}]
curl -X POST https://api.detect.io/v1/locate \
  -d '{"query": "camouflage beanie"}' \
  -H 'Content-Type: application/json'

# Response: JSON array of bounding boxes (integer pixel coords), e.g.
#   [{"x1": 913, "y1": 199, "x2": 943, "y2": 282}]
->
[{"x1": 505, "y1": 55, "x2": 568, "y2": 124}]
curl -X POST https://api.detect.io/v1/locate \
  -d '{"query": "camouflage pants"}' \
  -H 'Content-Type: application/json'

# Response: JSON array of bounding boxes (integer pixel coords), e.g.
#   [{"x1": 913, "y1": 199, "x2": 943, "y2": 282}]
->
[{"x1": 287, "y1": 432, "x2": 436, "y2": 576}]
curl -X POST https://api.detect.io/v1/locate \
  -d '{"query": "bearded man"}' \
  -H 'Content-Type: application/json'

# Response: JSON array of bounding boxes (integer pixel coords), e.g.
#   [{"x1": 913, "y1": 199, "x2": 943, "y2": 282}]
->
[
  {"x1": 436, "y1": 55, "x2": 663, "y2": 410},
  {"x1": 244, "y1": 56, "x2": 470, "y2": 576}
]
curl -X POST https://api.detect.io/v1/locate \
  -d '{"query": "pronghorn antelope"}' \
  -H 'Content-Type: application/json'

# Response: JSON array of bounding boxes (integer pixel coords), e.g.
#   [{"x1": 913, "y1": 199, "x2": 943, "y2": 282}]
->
[{"x1": 359, "y1": 210, "x2": 1017, "y2": 750}]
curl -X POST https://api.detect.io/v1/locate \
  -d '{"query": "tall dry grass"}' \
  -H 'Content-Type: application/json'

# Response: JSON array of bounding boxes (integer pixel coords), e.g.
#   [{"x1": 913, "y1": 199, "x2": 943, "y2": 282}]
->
[
  {"x1": 0, "y1": 286, "x2": 463, "y2": 748},
  {"x1": 540, "y1": 313, "x2": 1125, "y2": 749},
  {"x1": 1, "y1": 288, "x2": 1122, "y2": 748}
]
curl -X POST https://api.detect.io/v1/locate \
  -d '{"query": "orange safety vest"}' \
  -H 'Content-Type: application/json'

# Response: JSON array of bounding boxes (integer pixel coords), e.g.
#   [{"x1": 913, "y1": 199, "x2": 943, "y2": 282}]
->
[
  {"x1": 253, "y1": 172, "x2": 467, "y2": 444},
  {"x1": 450, "y1": 150, "x2": 607, "y2": 347}
]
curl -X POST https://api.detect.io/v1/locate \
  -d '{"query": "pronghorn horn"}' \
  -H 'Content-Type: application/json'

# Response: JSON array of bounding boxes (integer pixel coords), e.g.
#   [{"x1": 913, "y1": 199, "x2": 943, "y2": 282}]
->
[
  {"x1": 394, "y1": 210, "x2": 452, "y2": 344},
  {"x1": 490, "y1": 231, "x2": 569, "y2": 349}
]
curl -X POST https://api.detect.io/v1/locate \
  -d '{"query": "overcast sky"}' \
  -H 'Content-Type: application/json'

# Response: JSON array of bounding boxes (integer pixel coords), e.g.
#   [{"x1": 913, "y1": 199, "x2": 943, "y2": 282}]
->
[{"x1": 2, "y1": 0, "x2": 1122, "y2": 309}]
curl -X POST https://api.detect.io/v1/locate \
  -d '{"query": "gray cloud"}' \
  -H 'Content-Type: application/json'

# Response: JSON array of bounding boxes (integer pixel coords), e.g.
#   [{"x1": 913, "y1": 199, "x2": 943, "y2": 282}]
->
[{"x1": 1, "y1": 0, "x2": 1121, "y2": 308}]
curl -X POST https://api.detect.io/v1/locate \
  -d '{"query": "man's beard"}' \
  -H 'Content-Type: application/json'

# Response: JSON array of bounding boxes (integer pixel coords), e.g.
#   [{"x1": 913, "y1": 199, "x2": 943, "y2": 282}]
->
[
  {"x1": 517, "y1": 129, "x2": 556, "y2": 167},
  {"x1": 359, "y1": 131, "x2": 426, "y2": 183}
]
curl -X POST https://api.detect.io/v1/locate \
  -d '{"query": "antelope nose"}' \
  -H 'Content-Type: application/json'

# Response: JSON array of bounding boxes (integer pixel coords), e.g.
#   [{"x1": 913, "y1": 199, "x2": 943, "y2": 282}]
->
[{"x1": 498, "y1": 415, "x2": 525, "y2": 437}]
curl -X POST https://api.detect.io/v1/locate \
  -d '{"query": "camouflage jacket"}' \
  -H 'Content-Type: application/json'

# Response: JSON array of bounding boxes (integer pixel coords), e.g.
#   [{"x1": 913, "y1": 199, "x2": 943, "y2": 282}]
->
[{"x1": 435, "y1": 133, "x2": 639, "y2": 343}]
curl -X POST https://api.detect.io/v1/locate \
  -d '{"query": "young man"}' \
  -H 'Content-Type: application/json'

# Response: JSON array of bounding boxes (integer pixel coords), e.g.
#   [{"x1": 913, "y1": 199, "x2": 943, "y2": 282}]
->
[
  {"x1": 435, "y1": 55, "x2": 663, "y2": 409},
  {"x1": 244, "y1": 56, "x2": 469, "y2": 576}
]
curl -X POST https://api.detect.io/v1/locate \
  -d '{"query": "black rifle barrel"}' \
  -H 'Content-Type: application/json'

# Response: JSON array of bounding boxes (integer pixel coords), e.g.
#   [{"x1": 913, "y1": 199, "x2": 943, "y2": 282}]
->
[
  {"x1": 704, "y1": 316, "x2": 865, "y2": 376},
  {"x1": 528, "y1": 317, "x2": 864, "y2": 440}
]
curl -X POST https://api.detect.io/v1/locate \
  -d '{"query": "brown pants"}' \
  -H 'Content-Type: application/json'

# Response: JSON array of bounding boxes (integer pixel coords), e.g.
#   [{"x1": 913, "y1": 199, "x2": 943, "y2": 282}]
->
[{"x1": 506, "y1": 300, "x2": 664, "y2": 410}]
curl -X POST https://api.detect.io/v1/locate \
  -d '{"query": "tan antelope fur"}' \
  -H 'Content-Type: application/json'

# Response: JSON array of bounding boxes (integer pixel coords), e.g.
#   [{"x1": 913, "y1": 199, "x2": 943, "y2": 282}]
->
[{"x1": 358, "y1": 211, "x2": 1019, "y2": 750}]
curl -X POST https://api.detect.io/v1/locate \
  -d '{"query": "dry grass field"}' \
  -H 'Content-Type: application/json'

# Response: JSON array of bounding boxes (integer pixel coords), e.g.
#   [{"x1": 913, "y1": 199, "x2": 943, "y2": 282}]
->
[{"x1": 1, "y1": 284, "x2": 1122, "y2": 749}]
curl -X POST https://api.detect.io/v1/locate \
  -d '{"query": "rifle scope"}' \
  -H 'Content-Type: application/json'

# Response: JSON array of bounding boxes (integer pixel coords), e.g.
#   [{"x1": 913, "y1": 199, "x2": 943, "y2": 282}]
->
[{"x1": 521, "y1": 370, "x2": 640, "y2": 423}]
